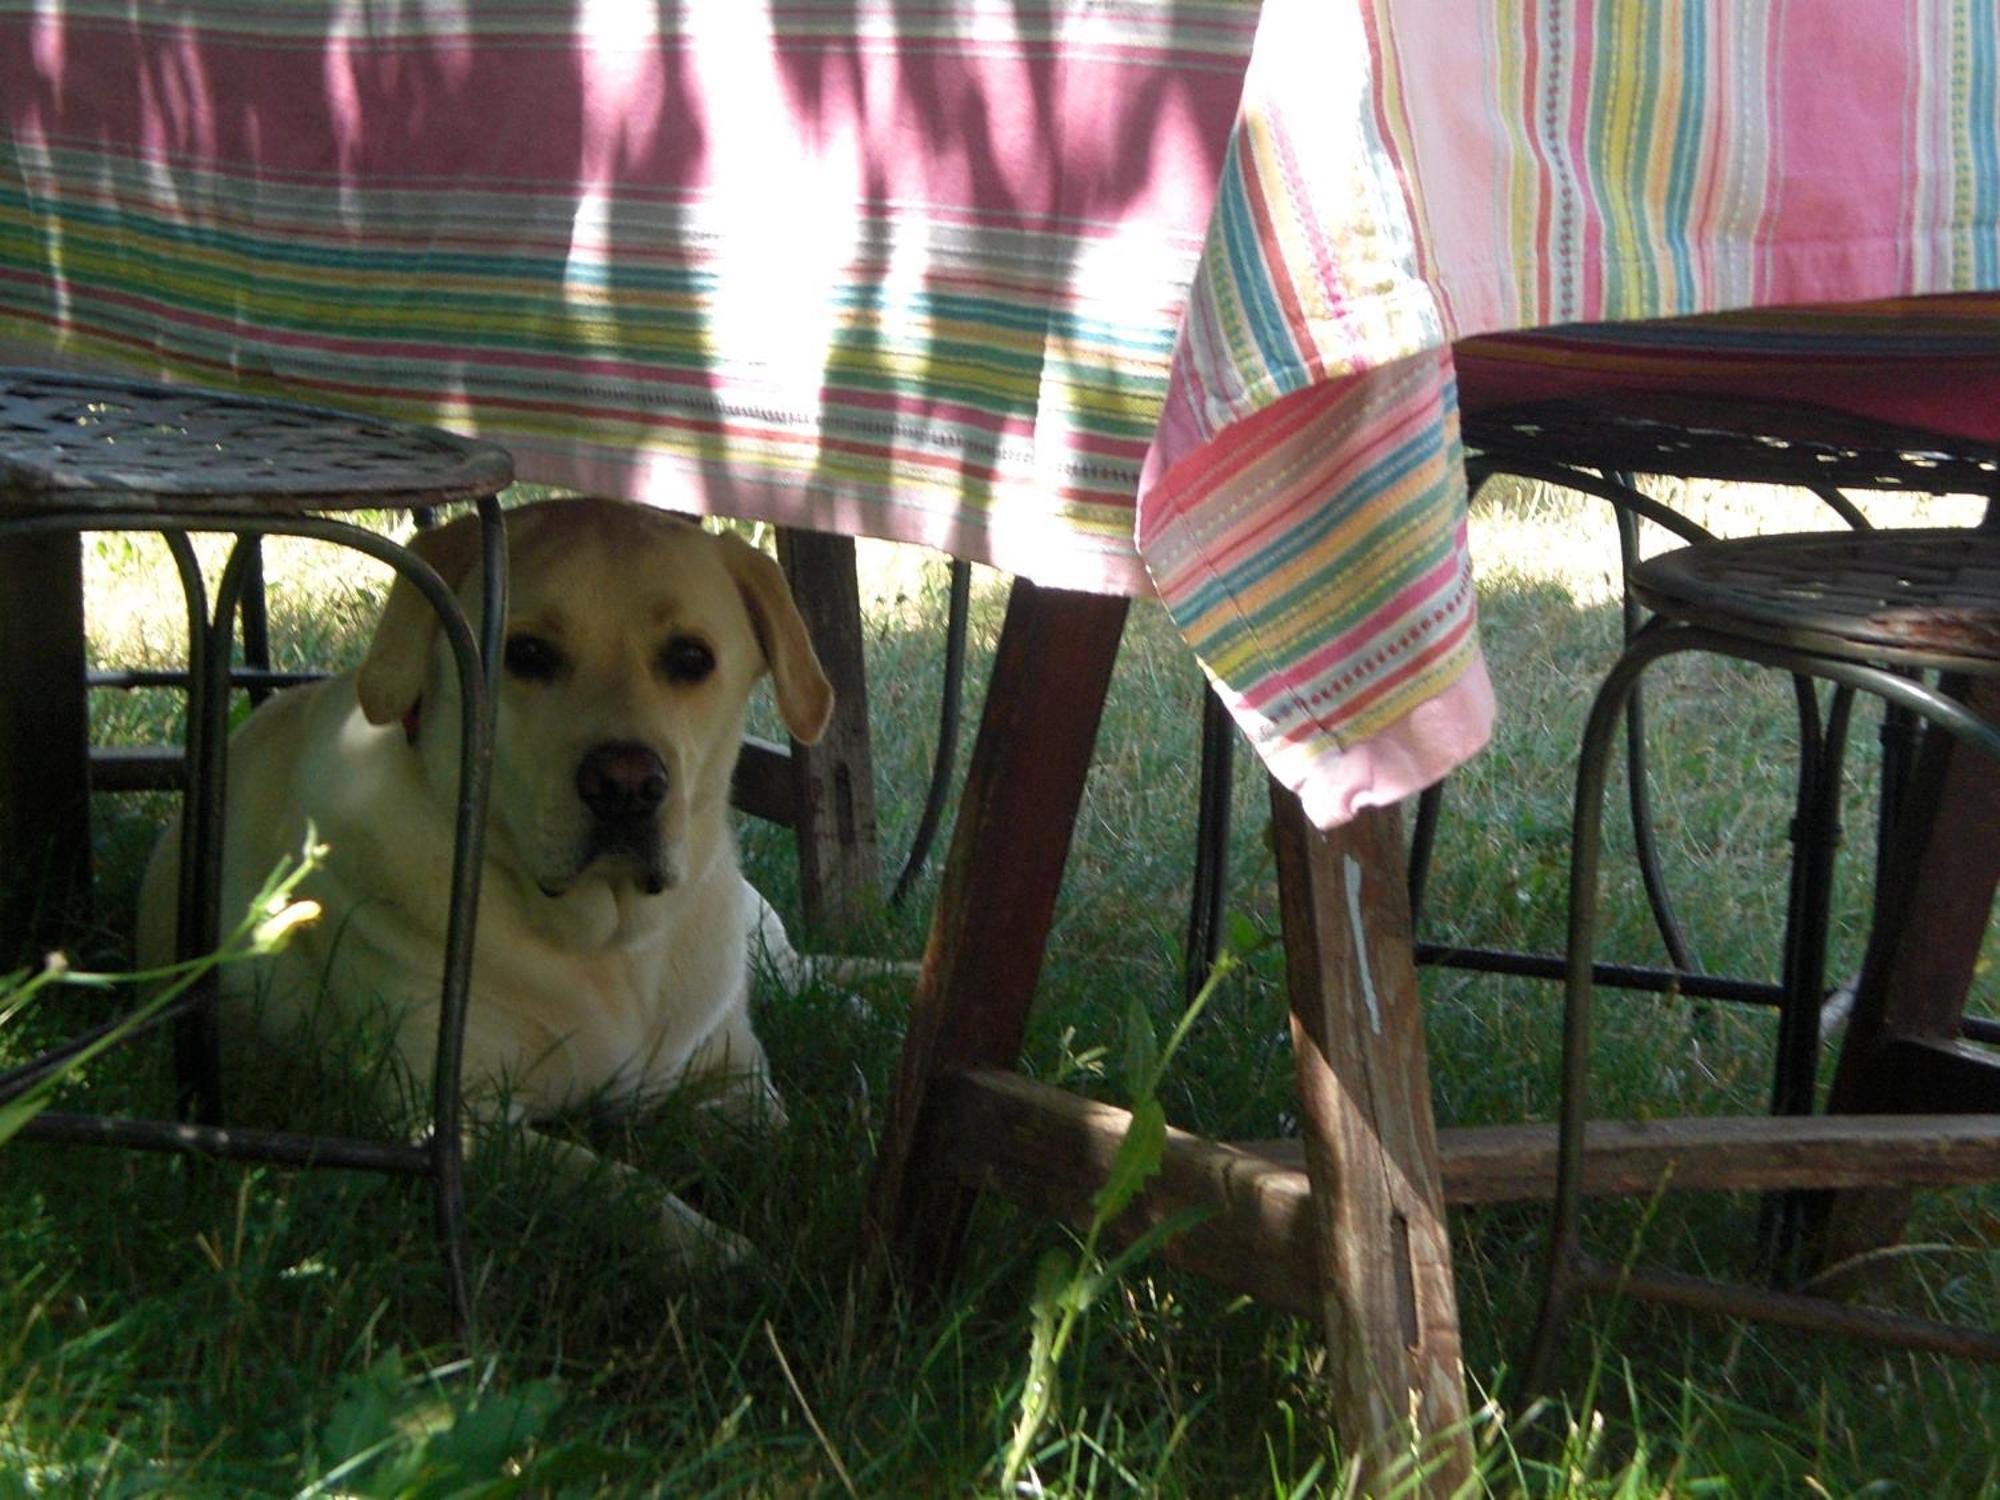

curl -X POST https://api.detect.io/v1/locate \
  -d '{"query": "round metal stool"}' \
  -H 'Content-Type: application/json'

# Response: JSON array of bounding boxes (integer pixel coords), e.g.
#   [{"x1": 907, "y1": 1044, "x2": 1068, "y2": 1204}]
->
[
  {"x1": 1526, "y1": 527, "x2": 2000, "y2": 1387},
  {"x1": 0, "y1": 367, "x2": 514, "y2": 1340}
]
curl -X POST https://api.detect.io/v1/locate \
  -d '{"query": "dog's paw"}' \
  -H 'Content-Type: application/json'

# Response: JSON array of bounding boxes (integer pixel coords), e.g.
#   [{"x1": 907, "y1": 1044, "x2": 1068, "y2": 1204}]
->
[
  {"x1": 657, "y1": 1190, "x2": 755, "y2": 1270},
  {"x1": 743, "y1": 880, "x2": 914, "y2": 1013},
  {"x1": 693, "y1": 1070, "x2": 788, "y2": 1135}
]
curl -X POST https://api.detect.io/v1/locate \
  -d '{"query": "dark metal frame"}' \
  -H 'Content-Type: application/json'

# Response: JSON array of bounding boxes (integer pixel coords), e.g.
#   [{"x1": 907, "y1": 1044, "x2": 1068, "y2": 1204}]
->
[
  {"x1": 0, "y1": 368, "x2": 512, "y2": 1344},
  {"x1": 0, "y1": 503, "x2": 505, "y2": 1342},
  {"x1": 1412, "y1": 454, "x2": 1720, "y2": 967},
  {"x1": 1525, "y1": 584, "x2": 2000, "y2": 1384},
  {"x1": 1395, "y1": 405, "x2": 1992, "y2": 1117}
]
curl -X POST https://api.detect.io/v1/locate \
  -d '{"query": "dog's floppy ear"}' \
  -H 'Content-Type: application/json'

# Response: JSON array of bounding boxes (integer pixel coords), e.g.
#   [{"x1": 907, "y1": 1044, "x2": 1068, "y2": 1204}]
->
[
  {"x1": 719, "y1": 534, "x2": 835, "y2": 744},
  {"x1": 356, "y1": 511, "x2": 490, "y2": 726}
]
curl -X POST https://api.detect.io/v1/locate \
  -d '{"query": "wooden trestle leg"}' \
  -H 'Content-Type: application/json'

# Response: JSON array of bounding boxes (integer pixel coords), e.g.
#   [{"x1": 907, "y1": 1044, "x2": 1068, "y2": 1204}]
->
[
  {"x1": 778, "y1": 528, "x2": 884, "y2": 934},
  {"x1": 863, "y1": 571, "x2": 1475, "y2": 1491},
  {"x1": 1815, "y1": 676, "x2": 2000, "y2": 1277},
  {"x1": 865, "y1": 579, "x2": 1130, "y2": 1285},
  {"x1": 0, "y1": 533, "x2": 92, "y2": 945},
  {"x1": 1270, "y1": 789, "x2": 1476, "y2": 1497}
]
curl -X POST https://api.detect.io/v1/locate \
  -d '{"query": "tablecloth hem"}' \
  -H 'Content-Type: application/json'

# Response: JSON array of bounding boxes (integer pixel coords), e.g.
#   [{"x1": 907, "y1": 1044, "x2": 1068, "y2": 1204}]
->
[
  {"x1": 1258, "y1": 651, "x2": 1496, "y2": 830},
  {"x1": 506, "y1": 443, "x2": 1160, "y2": 599}
]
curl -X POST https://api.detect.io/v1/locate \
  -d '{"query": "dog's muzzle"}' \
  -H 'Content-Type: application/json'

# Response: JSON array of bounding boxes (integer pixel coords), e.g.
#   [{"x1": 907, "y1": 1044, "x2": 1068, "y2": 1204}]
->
[{"x1": 571, "y1": 740, "x2": 672, "y2": 893}]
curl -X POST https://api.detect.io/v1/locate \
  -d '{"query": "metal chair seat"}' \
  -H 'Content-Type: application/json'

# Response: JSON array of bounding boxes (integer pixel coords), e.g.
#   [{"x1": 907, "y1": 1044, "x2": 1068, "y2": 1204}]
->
[
  {"x1": 1632, "y1": 527, "x2": 2000, "y2": 671},
  {"x1": 1527, "y1": 525, "x2": 2000, "y2": 1384},
  {"x1": 0, "y1": 367, "x2": 512, "y2": 1341}
]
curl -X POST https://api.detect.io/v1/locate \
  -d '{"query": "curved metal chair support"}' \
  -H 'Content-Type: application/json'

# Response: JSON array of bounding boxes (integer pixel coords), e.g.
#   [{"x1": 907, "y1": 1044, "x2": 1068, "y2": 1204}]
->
[
  {"x1": 0, "y1": 368, "x2": 512, "y2": 1346},
  {"x1": 1413, "y1": 401, "x2": 1997, "y2": 1045},
  {"x1": 1611, "y1": 496, "x2": 1699, "y2": 975},
  {"x1": 1525, "y1": 532, "x2": 2000, "y2": 1389},
  {"x1": 1807, "y1": 483, "x2": 1875, "y2": 532},
  {"x1": 891, "y1": 557, "x2": 972, "y2": 908},
  {"x1": 1413, "y1": 452, "x2": 1722, "y2": 986},
  {"x1": 1461, "y1": 451, "x2": 1720, "y2": 546},
  {"x1": 0, "y1": 503, "x2": 506, "y2": 1339}
]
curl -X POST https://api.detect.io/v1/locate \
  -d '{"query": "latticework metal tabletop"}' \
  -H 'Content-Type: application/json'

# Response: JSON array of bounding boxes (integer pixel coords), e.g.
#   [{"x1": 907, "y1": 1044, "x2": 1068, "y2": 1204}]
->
[
  {"x1": 0, "y1": 368, "x2": 513, "y2": 512},
  {"x1": 1465, "y1": 394, "x2": 2000, "y2": 496}
]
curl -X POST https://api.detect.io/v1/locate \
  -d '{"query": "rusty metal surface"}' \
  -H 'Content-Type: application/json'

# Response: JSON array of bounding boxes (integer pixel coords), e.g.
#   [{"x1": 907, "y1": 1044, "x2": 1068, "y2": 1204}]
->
[
  {"x1": 1634, "y1": 529, "x2": 2000, "y2": 671},
  {"x1": 0, "y1": 367, "x2": 512, "y2": 512},
  {"x1": 1465, "y1": 394, "x2": 2000, "y2": 495}
]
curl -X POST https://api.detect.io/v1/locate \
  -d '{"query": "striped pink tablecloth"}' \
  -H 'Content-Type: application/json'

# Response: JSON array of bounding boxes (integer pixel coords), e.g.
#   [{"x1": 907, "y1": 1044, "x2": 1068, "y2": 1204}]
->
[{"x1": 7, "y1": 2, "x2": 2000, "y2": 828}]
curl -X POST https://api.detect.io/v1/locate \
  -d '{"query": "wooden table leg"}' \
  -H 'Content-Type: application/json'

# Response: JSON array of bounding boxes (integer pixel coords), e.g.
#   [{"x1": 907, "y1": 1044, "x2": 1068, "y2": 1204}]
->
[
  {"x1": 1815, "y1": 676, "x2": 2000, "y2": 1275},
  {"x1": 0, "y1": 532, "x2": 92, "y2": 944},
  {"x1": 1270, "y1": 787, "x2": 1475, "y2": 1496},
  {"x1": 777, "y1": 528, "x2": 882, "y2": 933},
  {"x1": 864, "y1": 580, "x2": 1473, "y2": 1484},
  {"x1": 865, "y1": 579, "x2": 1129, "y2": 1288}
]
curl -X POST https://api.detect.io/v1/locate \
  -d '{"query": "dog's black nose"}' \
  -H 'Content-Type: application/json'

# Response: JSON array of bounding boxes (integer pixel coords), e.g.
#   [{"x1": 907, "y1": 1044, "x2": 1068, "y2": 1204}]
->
[{"x1": 576, "y1": 741, "x2": 669, "y2": 821}]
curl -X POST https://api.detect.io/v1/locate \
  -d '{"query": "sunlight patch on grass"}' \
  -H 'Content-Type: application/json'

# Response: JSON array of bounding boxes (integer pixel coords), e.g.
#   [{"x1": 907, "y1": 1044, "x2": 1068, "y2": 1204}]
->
[
  {"x1": 82, "y1": 521, "x2": 1002, "y2": 670},
  {"x1": 850, "y1": 537, "x2": 1009, "y2": 627},
  {"x1": 81, "y1": 527, "x2": 400, "y2": 671},
  {"x1": 1467, "y1": 480, "x2": 1625, "y2": 607}
]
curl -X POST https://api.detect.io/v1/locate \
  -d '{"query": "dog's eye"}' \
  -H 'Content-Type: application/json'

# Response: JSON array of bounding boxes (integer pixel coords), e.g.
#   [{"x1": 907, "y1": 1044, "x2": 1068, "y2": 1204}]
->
[
  {"x1": 659, "y1": 636, "x2": 716, "y2": 684},
  {"x1": 503, "y1": 633, "x2": 565, "y2": 683}
]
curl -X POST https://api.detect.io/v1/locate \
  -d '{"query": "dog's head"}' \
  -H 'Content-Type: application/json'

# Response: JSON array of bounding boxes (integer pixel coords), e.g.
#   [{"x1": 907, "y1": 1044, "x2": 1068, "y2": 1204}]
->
[{"x1": 355, "y1": 498, "x2": 832, "y2": 913}]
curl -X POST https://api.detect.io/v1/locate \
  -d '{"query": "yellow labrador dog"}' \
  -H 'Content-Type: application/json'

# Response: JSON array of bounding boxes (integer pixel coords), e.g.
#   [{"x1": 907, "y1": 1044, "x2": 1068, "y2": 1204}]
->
[{"x1": 138, "y1": 497, "x2": 833, "y2": 1262}]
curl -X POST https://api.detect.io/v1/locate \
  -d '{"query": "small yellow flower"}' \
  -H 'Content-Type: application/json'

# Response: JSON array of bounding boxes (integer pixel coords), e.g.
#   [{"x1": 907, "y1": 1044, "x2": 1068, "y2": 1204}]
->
[{"x1": 252, "y1": 900, "x2": 323, "y2": 950}]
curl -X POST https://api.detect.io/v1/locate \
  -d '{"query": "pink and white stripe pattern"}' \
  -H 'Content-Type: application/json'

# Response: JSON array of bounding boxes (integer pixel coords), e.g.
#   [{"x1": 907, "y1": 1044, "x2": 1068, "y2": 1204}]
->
[
  {"x1": 1142, "y1": 0, "x2": 2000, "y2": 824},
  {"x1": 7, "y1": 0, "x2": 2000, "y2": 823}
]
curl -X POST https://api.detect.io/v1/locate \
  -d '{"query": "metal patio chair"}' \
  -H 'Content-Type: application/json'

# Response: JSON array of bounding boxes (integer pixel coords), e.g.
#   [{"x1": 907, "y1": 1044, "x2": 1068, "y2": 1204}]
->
[
  {"x1": 0, "y1": 367, "x2": 512, "y2": 1340},
  {"x1": 1525, "y1": 525, "x2": 2000, "y2": 1384}
]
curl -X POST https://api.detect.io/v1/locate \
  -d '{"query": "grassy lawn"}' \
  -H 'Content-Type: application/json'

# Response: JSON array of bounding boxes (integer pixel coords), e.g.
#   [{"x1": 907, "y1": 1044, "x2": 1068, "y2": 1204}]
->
[{"x1": 3, "y1": 477, "x2": 1997, "y2": 1495}]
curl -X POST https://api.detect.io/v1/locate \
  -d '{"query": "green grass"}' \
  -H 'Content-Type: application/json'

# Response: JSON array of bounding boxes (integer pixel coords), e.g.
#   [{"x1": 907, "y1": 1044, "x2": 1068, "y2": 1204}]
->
[{"x1": 4, "y1": 479, "x2": 1998, "y2": 1495}]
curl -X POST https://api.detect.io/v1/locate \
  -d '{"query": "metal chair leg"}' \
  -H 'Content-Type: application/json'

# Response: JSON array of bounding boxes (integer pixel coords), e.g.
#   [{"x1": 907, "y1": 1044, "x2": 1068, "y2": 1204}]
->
[
  {"x1": 424, "y1": 493, "x2": 506, "y2": 1347},
  {"x1": 1184, "y1": 685, "x2": 1235, "y2": 1002},
  {"x1": 238, "y1": 541, "x2": 276, "y2": 709},
  {"x1": 165, "y1": 532, "x2": 227, "y2": 1124},
  {"x1": 1776, "y1": 687, "x2": 1852, "y2": 1110},
  {"x1": 1612, "y1": 498, "x2": 1699, "y2": 975},
  {"x1": 890, "y1": 558, "x2": 972, "y2": 908},
  {"x1": 1523, "y1": 619, "x2": 1640, "y2": 1395},
  {"x1": 1757, "y1": 682, "x2": 1855, "y2": 1274}
]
